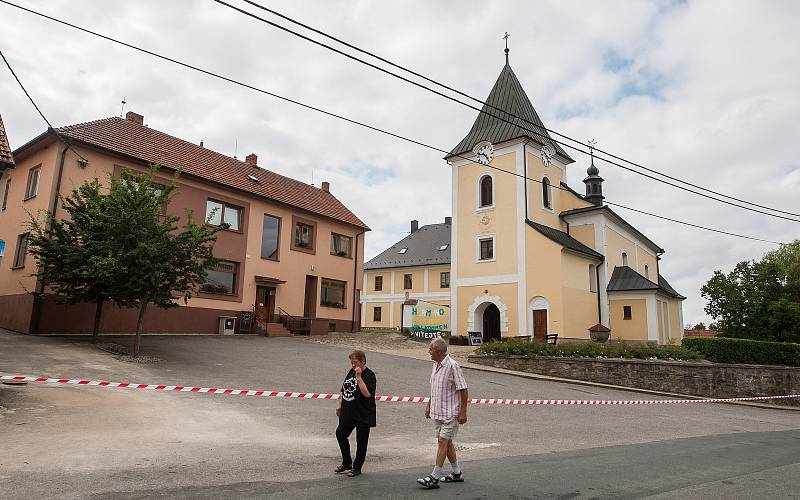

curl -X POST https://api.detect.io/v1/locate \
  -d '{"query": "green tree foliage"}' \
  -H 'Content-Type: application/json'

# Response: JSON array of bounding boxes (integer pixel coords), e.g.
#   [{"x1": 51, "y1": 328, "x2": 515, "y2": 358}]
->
[
  {"x1": 701, "y1": 240, "x2": 800, "y2": 343},
  {"x1": 28, "y1": 168, "x2": 223, "y2": 356},
  {"x1": 693, "y1": 322, "x2": 706, "y2": 330}
]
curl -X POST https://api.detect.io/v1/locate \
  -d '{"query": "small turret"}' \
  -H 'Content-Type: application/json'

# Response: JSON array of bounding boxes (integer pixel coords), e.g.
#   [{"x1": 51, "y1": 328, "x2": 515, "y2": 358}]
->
[{"x1": 583, "y1": 154, "x2": 604, "y2": 206}]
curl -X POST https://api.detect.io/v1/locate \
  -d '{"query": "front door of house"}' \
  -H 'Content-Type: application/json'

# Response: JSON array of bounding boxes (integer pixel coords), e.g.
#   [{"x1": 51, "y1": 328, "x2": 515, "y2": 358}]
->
[
  {"x1": 303, "y1": 275, "x2": 318, "y2": 318},
  {"x1": 533, "y1": 309, "x2": 547, "y2": 340},
  {"x1": 482, "y1": 304, "x2": 501, "y2": 342},
  {"x1": 256, "y1": 286, "x2": 276, "y2": 323}
]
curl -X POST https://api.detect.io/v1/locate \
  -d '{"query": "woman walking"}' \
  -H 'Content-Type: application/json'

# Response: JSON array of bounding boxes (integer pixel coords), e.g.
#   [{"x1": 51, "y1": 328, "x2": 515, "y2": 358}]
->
[{"x1": 335, "y1": 350, "x2": 376, "y2": 477}]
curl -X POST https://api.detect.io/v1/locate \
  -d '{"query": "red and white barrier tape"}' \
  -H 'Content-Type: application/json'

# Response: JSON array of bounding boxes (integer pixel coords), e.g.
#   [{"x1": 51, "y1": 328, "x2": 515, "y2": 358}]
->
[{"x1": 2, "y1": 374, "x2": 798, "y2": 405}]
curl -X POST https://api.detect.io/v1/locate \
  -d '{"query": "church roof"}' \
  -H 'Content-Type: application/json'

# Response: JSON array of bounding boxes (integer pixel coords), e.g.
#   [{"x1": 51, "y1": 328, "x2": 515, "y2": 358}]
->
[
  {"x1": 0, "y1": 114, "x2": 15, "y2": 170},
  {"x1": 525, "y1": 220, "x2": 604, "y2": 260},
  {"x1": 364, "y1": 222, "x2": 451, "y2": 270},
  {"x1": 448, "y1": 64, "x2": 573, "y2": 162},
  {"x1": 560, "y1": 205, "x2": 664, "y2": 254},
  {"x1": 606, "y1": 265, "x2": 685, "y2": 299}
]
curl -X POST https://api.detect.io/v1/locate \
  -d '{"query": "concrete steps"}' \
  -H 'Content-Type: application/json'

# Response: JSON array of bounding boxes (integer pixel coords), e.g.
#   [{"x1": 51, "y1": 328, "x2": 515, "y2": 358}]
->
[{"x1": 266, "y1": 322, "x2": 293, "y2": 337}]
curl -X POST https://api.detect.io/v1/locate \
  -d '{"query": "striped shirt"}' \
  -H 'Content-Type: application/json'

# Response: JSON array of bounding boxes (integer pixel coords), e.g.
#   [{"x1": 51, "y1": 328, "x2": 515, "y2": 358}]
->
[{"x1": 429, "y1": 354, "x2": 468, "y2": 420}]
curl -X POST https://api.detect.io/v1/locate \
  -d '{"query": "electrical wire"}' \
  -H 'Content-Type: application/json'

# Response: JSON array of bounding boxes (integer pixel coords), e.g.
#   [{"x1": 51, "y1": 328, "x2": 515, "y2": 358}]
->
[
  {"x1": 0, "y1": 0, "x2": 786, "y2": 245},
  {"x1": 219, "y1": 0, "x2": 800, "y2": 222}
]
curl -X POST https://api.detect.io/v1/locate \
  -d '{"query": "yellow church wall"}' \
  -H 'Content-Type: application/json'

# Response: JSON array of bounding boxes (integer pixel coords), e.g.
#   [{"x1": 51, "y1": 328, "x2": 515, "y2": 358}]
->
[
  {"x1": 560, "y1": 188, "x2": 594, "y2": 213},
  {"x1": 657, "y1": 300, "x2": 666, "y2": 343},
  {"x1": 525, "y1": 229, "x2": 565, "y2": 337},
  {"x1": 638, "y1": 251, "x2": 658, "y2": 283},
  {"x1": 668, "y1": 298, "x2": 682, "y2": 343},
  {"x1": 526, "y1": 151, "x2": 564, "y2": 229},
  {"x1": 568, "y1": 224, "x2": 596, "y2": 250},
  {"x1": 609, "y1": 299, "x2": 649, "y2": 341},
  {"x1": 605, "y1": 226, "x2": 638, "y2": 269},
  {"x1": 457, "y1": 152, "x2": 518, "y2": 279},
  {"x1": 455, "y1": 283, "x2": 518, "y2": 337},
  {"x1": 560, "y1": 252, "x2": 599, "y2": 339}
]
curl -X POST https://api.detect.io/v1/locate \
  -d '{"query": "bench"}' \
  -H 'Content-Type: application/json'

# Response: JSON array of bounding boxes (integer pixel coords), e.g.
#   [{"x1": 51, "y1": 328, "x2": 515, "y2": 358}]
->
[{"x1": 543, "y1": 333, "x2": 558, "y2": 344}]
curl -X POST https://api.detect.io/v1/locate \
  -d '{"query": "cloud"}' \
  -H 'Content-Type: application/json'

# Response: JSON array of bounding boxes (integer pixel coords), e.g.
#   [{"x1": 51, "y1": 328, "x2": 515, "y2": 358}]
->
[{"x1": 2, "y1": 0, "x2": 798, "y2": 328}]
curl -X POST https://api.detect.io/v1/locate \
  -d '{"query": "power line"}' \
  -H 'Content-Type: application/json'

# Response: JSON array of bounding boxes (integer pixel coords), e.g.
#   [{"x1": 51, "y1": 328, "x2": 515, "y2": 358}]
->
[
  {"x1": 219, "y1": 0, "x2": 800, "y2": 223},
  {"x1": 0, "y1": 47, "x2": 88, "y2": 163},
  {"x1": 0, "y1": 0, "x2": 786, "y2": 245}
]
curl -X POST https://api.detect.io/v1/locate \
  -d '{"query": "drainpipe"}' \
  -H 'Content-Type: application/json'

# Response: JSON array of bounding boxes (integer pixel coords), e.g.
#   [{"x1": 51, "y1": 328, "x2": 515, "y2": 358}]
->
[
  {"x1": 30, "y1": 138, "x2": 69, "y2": 334},
  {"x1": 595, "y1": 262, "x2": 602, "y2": 324},
  {"x1": 350, "y1": 230, "x2": 365, "y2": 332}
]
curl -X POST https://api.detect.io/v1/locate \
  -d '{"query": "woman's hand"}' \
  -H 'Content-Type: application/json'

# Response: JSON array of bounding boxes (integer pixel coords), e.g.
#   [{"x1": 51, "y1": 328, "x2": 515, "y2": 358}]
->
[{"x1": 354, "y1": 366, "x2": 363, "y2": 378}]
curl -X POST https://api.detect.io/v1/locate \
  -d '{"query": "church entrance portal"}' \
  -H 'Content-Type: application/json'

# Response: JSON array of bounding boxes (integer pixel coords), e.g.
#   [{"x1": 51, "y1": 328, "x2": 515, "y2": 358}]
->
[{"x1": 482, "y1": 303, "x2": 501, "y2": 342}]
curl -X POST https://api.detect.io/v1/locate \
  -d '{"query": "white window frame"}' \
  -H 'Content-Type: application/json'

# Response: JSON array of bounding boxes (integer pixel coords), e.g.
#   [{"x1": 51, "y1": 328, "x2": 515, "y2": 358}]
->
[
  {"x1": 622, "y1": 252, "x2": 629, "y2": 267},
  {"x1": 476, "y1": 172, "x2": 496, "y2": 211},
  {"x1": 476, "y1": 234, "x2": 496, "y2": 263},
  {"x1": 24, "y1": 166, "x2": 41, "y2": 200},
  {"x1": 541, "y1": 176, "x2": 554, "y2": 212},
  {"x1": 644, "y1": 265, "x2": 650, "y2": 280},
  {"x1": 589, "y1": 264, "x2": 598, "y2": 292}
]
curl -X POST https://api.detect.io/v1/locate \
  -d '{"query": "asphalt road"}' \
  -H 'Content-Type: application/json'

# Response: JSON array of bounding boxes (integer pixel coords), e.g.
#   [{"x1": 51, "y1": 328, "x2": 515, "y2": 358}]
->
[{"x1": 2, "y1": 331, "x2": 799, "y2": 499}]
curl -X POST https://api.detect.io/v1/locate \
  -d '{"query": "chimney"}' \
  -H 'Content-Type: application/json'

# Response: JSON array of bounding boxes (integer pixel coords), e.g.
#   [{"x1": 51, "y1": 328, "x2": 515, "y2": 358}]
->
[
  {"x1": 411, "y1": 220, "x2": 419, "y2": 233},
  {"x1": 321, "y1": 181, "x2": 330, "y2": 192},
  {"x1": 245, "y1": 153, "x2": 258, "y2": 167},
  {"x1": 125, "y1": 111, "x2": 144, "y2": 126},
  {"x1": 444, "y1": 216, "x2": 452, "y2": 224},
  {"x1": 200, "y1": 140, "x2": 204, "y2": 148}
]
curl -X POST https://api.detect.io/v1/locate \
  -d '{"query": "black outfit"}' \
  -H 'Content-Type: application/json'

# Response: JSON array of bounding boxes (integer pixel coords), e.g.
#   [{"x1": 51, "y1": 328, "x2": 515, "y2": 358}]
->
[{"x1": 336, "y1": 367, "x2": 376, "y2": 472}]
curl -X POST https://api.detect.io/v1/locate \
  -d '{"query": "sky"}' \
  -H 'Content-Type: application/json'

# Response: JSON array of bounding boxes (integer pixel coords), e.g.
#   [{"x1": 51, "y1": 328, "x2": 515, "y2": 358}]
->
[{"x1": 1, "y1": 0, "x2": 799, "y2": 327}]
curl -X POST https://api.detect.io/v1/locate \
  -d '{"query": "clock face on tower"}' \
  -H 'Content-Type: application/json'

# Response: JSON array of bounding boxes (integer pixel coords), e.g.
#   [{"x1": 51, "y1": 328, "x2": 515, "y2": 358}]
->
[
  {"x1": 541, "y1": 144, "x2": 555, "y2": 167},
  {"x1": 476, "y1": 143, "x2": 494, "y2": 165}
]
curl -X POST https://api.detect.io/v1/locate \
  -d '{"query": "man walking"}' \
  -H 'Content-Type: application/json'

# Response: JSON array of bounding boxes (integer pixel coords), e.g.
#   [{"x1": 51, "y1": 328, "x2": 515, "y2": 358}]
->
[{"x1": 417, "y1": 337, "x2": 469, "y2": 489}]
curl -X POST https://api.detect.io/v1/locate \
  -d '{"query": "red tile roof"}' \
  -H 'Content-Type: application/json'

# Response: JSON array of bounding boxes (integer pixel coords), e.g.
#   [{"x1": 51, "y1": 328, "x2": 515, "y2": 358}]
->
[
  {"x1": 53, "y1": 117, "x2": 368, "y2": 229},
  {"x1": 0, "y1": 114, "x2": 15, "y2": 168},
  {"x1": 684, "y1": 329, "x2": 718, "y2": 337}
]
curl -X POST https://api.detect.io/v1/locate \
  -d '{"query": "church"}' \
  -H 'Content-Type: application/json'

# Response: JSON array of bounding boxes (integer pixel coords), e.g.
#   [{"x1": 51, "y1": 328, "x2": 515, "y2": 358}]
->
[{"x1": 361, "y1": 53, "x2": 684, "y2": 344}]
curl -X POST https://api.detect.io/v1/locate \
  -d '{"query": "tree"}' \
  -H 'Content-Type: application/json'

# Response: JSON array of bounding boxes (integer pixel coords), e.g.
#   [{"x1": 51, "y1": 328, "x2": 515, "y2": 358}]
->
[
  {"x1": 701, "y1": 242, "x2": 800, "y2": 343},
  {"x1": 27, "y1": 179, "x2": 122, "y2": 344},
  {"x1": 101, "y1": 169, "x2": 223, "y2": 357},
  {"x1": 692, "y1": 322, "x2": 706, "y2": 330},
  {"x1": 27, "y1": 168, "x2": 223, "y2": 356}
]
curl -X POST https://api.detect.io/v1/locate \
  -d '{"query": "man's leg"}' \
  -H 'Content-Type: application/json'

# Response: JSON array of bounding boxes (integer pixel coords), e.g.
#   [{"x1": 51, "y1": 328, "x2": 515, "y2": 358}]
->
[
  {"x1": 435, "y1": 436, "x2": 450, "y2": 469},
  {"x1": 446, "y1": 439, "x2": 457, "y2": 464},
  {"x1": 335, "y1": 421, "x2": 355, "y2": 468}
]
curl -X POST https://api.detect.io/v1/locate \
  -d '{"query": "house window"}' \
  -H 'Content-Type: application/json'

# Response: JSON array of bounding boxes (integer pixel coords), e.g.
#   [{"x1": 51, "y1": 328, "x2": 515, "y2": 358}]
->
[
  {"x1": 622, "y1": 252, "x2": 629, "y2": 266},
  {"x1": 330, "y1": 233, "x2": 352, "y2": 258},
  {"x1": 201, "y1": 260, "x2": 238, "y2": 295},
  {"x1": 398, "y1": 247, "x2": 407, "y2": 254},
  {"x1": 0, "y1": 239, "x2": 5, "y2": 266},
  {"x1": 24, "y1": 166, "x2": 40, "y2": 200},
  {"x1": 12, "y1": 233, "x2": 28, "y2": 269},
  {"x1": 206, "y1": 200, "x2": 241, "y2": 231},
  {"x1": 478, "y1": 236, "x2": 494, "y2": 261},
  {"x1": 291, "y1": 217, "x2": 316, "y2": 252},
  {"x1": 440, "y1": 272, "x2": 450, "y2": 288},
  {"x1": 260, "y1": 214, "x2": 280, "y2": 260},
  {"x1": 1, "y1": 178, "x2": 9, "y2": 210},
  {"x1": 589, "y1": 265, "x2": 597, "y2": 292},
  {"x1": 321, "y1": 278, "x2": 346, "y2": 308},
  {"x1": 373, "y1": 306, "x2": 382, "y2": 322},
  {"x1": 623, "y1": 305, "x2": 632, "y2": 320},
  {"x1": 644, "y1": 265, "x2": 650, "y2": 279},
  {"x1": 479, "y1": 175, "x2": 493, "y2": 207},
  {"x1": 374, "y1": 276, "x2": 383, "y2": 291},
  {"x1": 542, "y1": 177, "x2": 552, "y2": 210},
  {"x1": 404, "y1": 274, "x2": 412, "y2": 289}
]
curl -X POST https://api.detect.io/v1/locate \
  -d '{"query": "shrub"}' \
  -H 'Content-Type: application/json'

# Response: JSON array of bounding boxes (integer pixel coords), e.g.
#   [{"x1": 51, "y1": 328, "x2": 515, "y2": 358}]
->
[
  {"x1": 476, "y1": 338, "x2": 703, "y2": 361},
  {"x1": 682, "y1": 336, "x2": 800, "y2": 366}
]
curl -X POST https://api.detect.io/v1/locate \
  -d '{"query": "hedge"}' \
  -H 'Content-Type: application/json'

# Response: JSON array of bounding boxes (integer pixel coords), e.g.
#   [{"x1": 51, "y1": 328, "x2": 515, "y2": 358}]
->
[
  {"x1": 476, "y1": 338, "x2": 703, "y2": 361},
  {"x1": 682, "y1": 336, "x2": 800, "y2": 366}
]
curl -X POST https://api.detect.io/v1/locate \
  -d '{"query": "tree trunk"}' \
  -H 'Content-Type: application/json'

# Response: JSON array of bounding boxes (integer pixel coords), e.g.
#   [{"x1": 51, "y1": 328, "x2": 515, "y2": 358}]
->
[
  {"x1": 91, "y1": 301, "x2": 104, "y2": 344},
  {"x1": 133, "y1": 302, "x2": 148, "y2": 358}
]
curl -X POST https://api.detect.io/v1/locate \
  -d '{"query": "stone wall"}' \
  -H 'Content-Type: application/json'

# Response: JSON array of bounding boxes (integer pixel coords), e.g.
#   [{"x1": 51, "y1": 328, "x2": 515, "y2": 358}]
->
[{"x1": 468, "y1": 355, "x2": 800, "y2": 406}]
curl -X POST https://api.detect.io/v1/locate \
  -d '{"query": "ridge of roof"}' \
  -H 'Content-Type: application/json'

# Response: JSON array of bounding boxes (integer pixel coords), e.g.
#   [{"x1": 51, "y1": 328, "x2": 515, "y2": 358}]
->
[
  {"x1": 525, "y1": 219, "x2": 604, "y2": 260},
  {"x1": 364, "y1": 222, "x2": 451, "y2": 270},
  {"x1": 36, "y1": 116, "x2": 368, "y2": 229},
  {"x1": 0, "y1": 114, "x2": 15, "y2": 169},
  {"x1": 448, "y1": 64, "x2": 573, "y2": 162},
  {"x1": 560, "y1": 204, "x2": 663, "y2": 254}
]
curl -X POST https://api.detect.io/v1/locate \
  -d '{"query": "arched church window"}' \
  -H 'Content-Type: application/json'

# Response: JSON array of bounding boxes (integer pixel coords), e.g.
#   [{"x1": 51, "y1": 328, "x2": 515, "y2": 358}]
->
[
  {"x1": 479, "y1": 175, "x2": 493, "y2": 207},
  {"x1": 542, "y1": 177, "x2": 552, "y2": 210},
  {"x1": 622, "y1": 252, "x2": 629, "y2": 266}
]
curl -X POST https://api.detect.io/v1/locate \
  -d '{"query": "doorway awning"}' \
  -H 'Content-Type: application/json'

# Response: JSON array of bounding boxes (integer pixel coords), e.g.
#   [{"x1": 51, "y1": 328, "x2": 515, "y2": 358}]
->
[{"x1": 255, "y1": 275, "x2": 287, "y2": 285}]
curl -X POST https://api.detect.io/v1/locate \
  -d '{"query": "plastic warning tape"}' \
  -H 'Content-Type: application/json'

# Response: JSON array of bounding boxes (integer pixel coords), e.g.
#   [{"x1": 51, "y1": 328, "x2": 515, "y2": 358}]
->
[{"x1": 2, "y1": 375, "x2": 798, "y2": 405}]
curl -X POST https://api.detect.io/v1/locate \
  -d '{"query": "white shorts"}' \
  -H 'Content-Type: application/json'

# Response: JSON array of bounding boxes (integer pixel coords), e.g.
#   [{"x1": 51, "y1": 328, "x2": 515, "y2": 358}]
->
[{"x1": 433, "y1": 418, "x2": 459, "y2": 439}]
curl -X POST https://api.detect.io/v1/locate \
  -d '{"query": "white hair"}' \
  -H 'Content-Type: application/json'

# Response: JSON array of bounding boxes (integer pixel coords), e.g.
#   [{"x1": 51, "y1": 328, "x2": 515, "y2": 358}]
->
[{"x1": 430, "y1": 337, "x2": 448, "y2": 353}]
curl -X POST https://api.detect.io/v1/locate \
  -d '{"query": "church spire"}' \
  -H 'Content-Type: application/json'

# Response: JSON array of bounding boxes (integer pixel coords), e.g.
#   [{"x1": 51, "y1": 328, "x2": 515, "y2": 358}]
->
[
  {"x1": 583, "y1": 140, "x2": 604, "y2": 206},
  {"x1": 503, "y1": 32, "x2": 510, "y2": 65}
]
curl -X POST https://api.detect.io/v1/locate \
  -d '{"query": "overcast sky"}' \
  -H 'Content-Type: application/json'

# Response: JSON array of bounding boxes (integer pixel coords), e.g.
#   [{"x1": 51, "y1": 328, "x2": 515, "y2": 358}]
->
[{"x1": 2, "y1": 0, "x2": 798, "y2": 327}]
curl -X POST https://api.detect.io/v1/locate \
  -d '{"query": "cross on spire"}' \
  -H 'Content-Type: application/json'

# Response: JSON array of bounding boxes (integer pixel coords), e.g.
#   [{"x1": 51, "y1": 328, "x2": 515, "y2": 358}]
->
[{"x1": 503, "y1": 32, "x2": 510, "y2": 64}]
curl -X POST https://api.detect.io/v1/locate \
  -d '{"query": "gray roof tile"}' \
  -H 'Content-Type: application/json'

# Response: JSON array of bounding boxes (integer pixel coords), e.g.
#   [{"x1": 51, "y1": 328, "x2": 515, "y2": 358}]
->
[
  {"x1": 365, "y1": 223, "x2": 451, "y2": 270},
  {"x1": 607, "y1": 266, "x2": 685, "y2": 299},
  {"x1": 526, "y1": 220, "x2": 604, "y2": 260}
]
